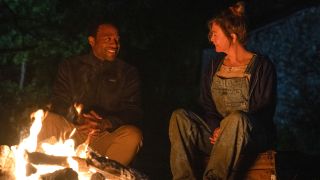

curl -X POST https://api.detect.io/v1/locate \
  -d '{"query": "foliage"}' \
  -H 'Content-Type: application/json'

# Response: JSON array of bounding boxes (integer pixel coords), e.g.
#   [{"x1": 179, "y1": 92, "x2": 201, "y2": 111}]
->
[
  {"x1": 246, "y1": 6, "x2": 320, "y2": 155},
  {"x1": 0, "y1": 0, "x2": 88, "y2": 144}
]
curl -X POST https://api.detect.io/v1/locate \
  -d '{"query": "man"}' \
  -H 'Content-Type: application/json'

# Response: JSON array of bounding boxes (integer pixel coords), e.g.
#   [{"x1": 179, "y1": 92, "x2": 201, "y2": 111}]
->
[{"x1": 38, "y1": 21, "x2": 143, "y2": 166}]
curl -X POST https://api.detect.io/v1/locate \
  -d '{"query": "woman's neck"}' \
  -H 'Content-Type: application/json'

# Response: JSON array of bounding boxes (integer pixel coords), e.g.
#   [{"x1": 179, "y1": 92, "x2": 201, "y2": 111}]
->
[{"x1": 224, "y1": 44, "x2": 253, "y2": 67}]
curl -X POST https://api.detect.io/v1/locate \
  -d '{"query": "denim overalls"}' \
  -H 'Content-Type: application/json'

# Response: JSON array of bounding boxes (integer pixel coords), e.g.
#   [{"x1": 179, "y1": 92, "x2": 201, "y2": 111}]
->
[
  {"x1": 211, "y1": 56, "x2": 255, "y2": 117},
  {"x1": 169, "y1": 56, "x2": 266, "y2": 180},
  {"x1": 204, "y1": 56, "x2": 256, "y2": 179}
]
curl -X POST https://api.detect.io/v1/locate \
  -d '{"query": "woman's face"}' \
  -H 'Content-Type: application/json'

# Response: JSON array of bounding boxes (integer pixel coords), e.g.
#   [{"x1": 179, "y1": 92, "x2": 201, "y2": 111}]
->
[{"x1": 209, "y1": 22, "x2": 231, "y2": 53}]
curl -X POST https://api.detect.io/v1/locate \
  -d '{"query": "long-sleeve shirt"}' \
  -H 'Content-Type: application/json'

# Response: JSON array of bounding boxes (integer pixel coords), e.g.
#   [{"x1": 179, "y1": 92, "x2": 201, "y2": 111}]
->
[{"x1": 50, "y1": 52, "x2": 143, "y2": 131}]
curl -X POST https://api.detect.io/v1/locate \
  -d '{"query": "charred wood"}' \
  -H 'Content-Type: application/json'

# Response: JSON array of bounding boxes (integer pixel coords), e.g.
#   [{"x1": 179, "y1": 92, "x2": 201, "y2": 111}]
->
[
  {"x1": 40, "y1": 168, "x2": 78, "y2": 180},
  {"x1": 90, "y1": 172, "x2": 105, "y2": 180},
  {"x1": 26, "y1": 151, "x2": 67, "y2": 166},
  {"x1": 26, "y1": 163, "x2": 37, "y2": 176}
]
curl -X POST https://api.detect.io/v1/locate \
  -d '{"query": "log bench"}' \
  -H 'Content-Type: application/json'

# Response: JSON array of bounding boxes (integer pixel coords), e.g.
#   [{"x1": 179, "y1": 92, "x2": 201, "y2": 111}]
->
[
  {"x1": 230, "y1": 150, "x2": 277, "y2": 180},
  {"x1": 204, "y1": 150, "x2": 277, "y2": 180}
]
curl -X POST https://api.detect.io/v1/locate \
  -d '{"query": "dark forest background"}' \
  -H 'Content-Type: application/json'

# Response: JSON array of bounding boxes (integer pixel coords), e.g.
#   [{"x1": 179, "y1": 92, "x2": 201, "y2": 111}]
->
[{"x1": 1, "y1": 0, "x2": 320, "y2": 179}]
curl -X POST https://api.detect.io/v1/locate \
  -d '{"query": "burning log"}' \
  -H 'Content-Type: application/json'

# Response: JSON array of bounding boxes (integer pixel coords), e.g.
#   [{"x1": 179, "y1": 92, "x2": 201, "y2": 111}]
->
[
  {"x1": 1, "y1": 108, "x2": 147, "y2": 179},
  {"x1": 87, "y1": 150, "x2": 149, "y2": 180},
  {"x1": 40, "y1": 167, "x2": 78, "y2": 180},
  {"x1": 90, "y1": 172, "x2": 105, "y2": 180},
  {"x1": 71, "y1": 156, "x2": 89, "y2": 172},
  {"x1": 26, "y1": 163, "x2": 37, "y2": 176},
  {"x1": 0, "y1": 145, "x2": 15, "y2": 179},
  {"x1": 26, "y1": 151, "x2": 91, "y2": 172},
  {"x1": 26, "y1": 151, "x2": 68, "y2": 166},
  {"x1": 2, "y1": 141, "x2": 148, "y2": 179}
]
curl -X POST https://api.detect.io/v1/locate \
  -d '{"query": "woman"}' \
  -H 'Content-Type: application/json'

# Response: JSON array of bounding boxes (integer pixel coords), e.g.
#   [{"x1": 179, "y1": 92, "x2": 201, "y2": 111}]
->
[{"x1": 169, "y1": 2, "x2": 277, "y2": 180}]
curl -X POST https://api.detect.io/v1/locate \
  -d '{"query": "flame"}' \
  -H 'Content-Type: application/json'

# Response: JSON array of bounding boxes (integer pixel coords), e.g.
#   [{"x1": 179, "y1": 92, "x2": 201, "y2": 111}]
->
[
  {"x1": 69, "y1": 128, "x2": 77, "y2": 138},
  {"x1": 10, "y1": 109, "x2": 93, "y2": 180},
  {"x1": 74, "y1": 103, "x2": 83, "y2": 115},
  {"x1": 12, "y1": 109, "x2": 44, "y2": 179},
  {"x1": 41, "y1": 139, "x2": 75, "y2": 157},
  {"x1": 25, "y1": 109, "x2": 44, "y2": 152},
  {"x1": 67, "y1": 156, "x2": 79, "y2": 172}
]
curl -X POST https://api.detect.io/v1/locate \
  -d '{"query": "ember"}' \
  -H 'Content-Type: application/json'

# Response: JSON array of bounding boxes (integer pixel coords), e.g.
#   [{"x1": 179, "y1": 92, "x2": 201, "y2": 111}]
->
[{"x1": 0, "y1": 109, "x2": 148, "y2": 180}]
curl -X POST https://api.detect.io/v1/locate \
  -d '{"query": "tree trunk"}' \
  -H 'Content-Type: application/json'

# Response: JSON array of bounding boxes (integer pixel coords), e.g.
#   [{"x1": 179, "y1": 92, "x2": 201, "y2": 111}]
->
[{"x1": 19, "y1": 61, "x2": 26, "y2": 90}]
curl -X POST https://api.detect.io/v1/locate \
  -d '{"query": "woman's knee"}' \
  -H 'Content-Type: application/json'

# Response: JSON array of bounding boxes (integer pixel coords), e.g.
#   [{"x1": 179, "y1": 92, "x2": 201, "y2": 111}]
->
[
  {"x1": 169, "y1": 108, "x2": 189, "y2": 135},
  {"x1": 228, "y1": 110, "x2": 248, "y2": 121},
  {"x1": 222, "y1": 110, "x2": 250, "y2": 128},
  {"x1": 169, "y1": 108, "x2": 188, "y2": 127}
]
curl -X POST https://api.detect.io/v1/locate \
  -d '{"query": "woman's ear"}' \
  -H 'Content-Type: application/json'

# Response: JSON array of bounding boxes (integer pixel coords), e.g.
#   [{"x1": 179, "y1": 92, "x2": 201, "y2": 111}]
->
[{"x1": 231, "y1": 33, "x2": 238, "y2": 43}]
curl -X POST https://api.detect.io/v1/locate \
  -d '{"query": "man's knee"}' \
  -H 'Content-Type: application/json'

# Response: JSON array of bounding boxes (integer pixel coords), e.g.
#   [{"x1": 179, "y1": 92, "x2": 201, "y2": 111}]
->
[
  {"x1": 42, "y1": 112, "x2": 68, "y2": 126},
  {"x1": 117, "y1": 125, "x2": 143, "y2": 147},
  {"x1": 38, "y1": 112, "x2": 74, "y2": 142}
]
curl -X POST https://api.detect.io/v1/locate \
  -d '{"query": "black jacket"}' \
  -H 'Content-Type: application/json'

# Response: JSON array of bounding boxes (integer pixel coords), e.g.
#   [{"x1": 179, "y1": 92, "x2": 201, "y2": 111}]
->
[
  {"x1": 50, "y1": 53, "x2": 142, "y2": 131},
  {"x1": 200, "y1": 53, "x2": 277, "y2": 137}
]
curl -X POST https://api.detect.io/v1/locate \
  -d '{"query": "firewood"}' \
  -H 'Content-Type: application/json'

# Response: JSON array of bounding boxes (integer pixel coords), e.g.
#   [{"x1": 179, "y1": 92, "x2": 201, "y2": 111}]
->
[
  {"x1": 26, "y1": 151, "x2": 68, "y2": 166},
  {"x1": 90, "y1": 172, "x2": 105, "y2": 180},
  {"x1": 0, "y1": 172, "x2": 14, "y2": 179},
  {"x1": 0, "y1": 145, "x2": 15, "y2": 178},
  {"x1": 26, "y1": 163, "x2": 37, "y2": 176},
  {"x1": 40, "y1": 167, "x2": 78, "y2": 180},
  {"x1": 71, "y1": 156, "x2": 89, "y2": 172}
]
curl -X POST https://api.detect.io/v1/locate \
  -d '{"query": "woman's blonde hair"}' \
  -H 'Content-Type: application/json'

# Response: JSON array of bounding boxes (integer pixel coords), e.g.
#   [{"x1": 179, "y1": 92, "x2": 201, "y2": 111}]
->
[{"x1": 208, "y1": 1, "x2": 247, "y2": 44}]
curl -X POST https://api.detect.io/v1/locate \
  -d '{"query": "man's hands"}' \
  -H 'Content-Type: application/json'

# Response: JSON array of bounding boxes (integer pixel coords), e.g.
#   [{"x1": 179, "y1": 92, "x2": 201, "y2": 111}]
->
[
  {"x1": 76, "y1": 110, "x2": 112, "y2": 136},
  {"x1": 209, "y1": 127, "x2": 221, "y2": 144}
]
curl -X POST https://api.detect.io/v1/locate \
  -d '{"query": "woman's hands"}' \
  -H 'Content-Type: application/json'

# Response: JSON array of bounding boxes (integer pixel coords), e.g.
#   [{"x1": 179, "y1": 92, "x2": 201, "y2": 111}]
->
[{"x1": 209, "y1": 127, "x2": 221, "y2": 144}]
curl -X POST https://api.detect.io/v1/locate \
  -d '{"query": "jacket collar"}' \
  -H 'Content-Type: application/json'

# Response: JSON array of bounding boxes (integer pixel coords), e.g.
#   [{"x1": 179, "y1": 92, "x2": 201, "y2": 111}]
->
[{"x1": 81, "y1": 52, "x2": 118, "y2": 67}]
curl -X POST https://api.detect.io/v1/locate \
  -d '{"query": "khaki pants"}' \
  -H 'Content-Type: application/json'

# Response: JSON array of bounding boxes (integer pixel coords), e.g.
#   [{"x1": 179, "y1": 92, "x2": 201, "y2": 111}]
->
[{"x1": 37, "y1": 112, "x2": 142, "y2": 166}]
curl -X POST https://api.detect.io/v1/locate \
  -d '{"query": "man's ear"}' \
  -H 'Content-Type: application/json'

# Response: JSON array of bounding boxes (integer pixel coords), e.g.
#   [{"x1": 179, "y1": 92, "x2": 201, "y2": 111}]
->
[
  {"x1": 231, "y1": 33, "x2": 237, "y2": 43},
  {"x1": 88, "y1": 36, "x2": 95, "y2": 47}
]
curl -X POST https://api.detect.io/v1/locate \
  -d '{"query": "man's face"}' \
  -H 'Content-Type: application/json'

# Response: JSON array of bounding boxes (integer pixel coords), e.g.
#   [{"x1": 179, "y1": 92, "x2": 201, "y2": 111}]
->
[{"x1": 89, "y1": 24, "x2": 120, "y2": 61}]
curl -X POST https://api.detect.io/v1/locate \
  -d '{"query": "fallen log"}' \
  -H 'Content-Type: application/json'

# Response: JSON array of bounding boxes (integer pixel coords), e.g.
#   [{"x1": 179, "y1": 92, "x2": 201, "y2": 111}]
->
[
  {"x1": 26, "y1": 151, "x2": 68, "y2": 166},
  {"x1": 26, "y1": 163, "x2": 37, "y2": 176},
  {"x1": 40, "y1": 167, "x2": 78, "y2": 180},
  {"x1": 90, "y1": 172, "x2": 105, "y2": 180},
  {"x1": 87, "y1": 150, "x2": 149, "y2": 179}
]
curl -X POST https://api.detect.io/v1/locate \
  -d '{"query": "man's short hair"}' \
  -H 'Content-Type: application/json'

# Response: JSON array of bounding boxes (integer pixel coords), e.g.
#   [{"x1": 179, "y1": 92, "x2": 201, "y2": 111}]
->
[{"x1": 87, "y1": 19, "x2": 119, "y2": 37}]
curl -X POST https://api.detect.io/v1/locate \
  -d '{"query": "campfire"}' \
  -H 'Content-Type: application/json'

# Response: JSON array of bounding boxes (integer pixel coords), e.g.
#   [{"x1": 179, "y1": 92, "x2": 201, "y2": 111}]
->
[{"x1": 0, "y1": 109, "x2": 147, "y2": 180}]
